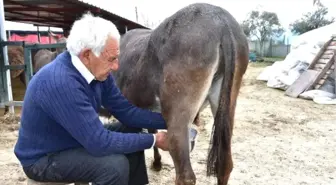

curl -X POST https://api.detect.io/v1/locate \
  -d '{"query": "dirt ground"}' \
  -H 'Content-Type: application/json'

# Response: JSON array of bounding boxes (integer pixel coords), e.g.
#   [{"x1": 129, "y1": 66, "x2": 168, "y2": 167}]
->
[{"x1": 1, "y1": 62, "x2": 336, "y2": 185}]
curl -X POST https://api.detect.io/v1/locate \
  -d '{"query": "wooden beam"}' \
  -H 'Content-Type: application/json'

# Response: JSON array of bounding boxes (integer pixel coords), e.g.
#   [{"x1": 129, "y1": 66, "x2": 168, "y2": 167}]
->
[
  {"x1": 307, "y1": 38, "x2": 333, "y2": 69},
  {"x1": 5, "y1": 7, "x2": 85, "y2": 12},
  {"x1": 306, "y1": 55, "x2": 335, "y2": 91},
  {"x1": 285, "y1": 70, "x2": 320, "y2": 97}
]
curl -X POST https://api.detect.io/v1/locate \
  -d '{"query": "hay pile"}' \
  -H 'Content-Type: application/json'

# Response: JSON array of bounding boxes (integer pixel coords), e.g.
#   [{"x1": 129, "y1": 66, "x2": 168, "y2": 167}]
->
[{"x1": 0, "y1": 114, "x2": 20, "y2": 132}]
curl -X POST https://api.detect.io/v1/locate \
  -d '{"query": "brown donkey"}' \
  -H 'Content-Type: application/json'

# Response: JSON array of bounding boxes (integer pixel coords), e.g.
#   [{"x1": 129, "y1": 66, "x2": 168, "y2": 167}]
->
[
  {"x1": 3, "y1": 31, "x2": 66, "y2": 115},
  {"x1": 112, "y1": 3, "x2": 249, "y2": 185},
  {"x1": 33, "y1": 31, "x2": 67, "y2": 74}
]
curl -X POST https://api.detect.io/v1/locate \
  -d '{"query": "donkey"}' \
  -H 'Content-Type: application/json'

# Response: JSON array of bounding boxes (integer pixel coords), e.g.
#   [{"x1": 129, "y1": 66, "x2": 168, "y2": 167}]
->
[
  {"x1": 109, "y1": 28, "x2": 206, "y2": 171},
  {"x1": 112, "y1": 3, "x2": 249, "y2": 185},
  {"x1": 3, "y1": 31, "x2": 66, "y2": 115},
  {"x1": 33, "y1": 31, "x2": 67, "y2": 74}
]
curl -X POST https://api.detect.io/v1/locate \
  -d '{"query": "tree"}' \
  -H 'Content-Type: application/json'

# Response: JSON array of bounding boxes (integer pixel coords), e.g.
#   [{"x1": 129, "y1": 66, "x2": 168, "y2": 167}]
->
[
  {"x1": 289, "y1": 5, "x2": 335, "y2": 35},
  {"x1": 313, "y1": 0, "x2": 322, "y2": 6},
  {"x1": 139, "y1": 13, "x2": 161, "y2": 29},
  {"x1": 240, "y1": 20, "x2": 251, "y2": 37},
  {"x1": 242, "y1": 10, "x2": 284, "y2": 56}
]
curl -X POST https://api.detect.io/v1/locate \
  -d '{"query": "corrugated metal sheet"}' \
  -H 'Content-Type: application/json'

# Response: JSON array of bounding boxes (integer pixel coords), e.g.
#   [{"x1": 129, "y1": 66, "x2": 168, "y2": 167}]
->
[
  {"x1": 3, "y1": 0, "x2": 149, "y2": 33},
  {"x1": 78, "y1": 0, "x2": 133, "y2": 21},
  {"x1": 70, "y1": 0, "x2": 149, "y2": 30}
]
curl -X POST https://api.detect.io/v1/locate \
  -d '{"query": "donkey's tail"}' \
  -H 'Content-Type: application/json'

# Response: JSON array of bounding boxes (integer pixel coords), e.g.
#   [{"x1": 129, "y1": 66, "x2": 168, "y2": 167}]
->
[{"x1": 206, "y1": 22, "x2": 236, "y2": 179}]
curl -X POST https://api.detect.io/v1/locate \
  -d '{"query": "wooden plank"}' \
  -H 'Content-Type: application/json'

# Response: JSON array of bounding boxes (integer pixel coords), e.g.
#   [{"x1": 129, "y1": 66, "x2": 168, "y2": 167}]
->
[
  {"x1": 314, "y1": 67, "x2": 332, "y2": 88},
  {"x1": 318, "y1": 78, "x2": 326, "y2": 85},
  {"x1": 321, "y1": 74, "x2": 328, "y2": 79},
  {"x1": 325, "y1": 50, "x2": 335, "y2": 55},
  {"x1": 327, "y1": 46, "x2": 336, "y2": 50},
  {"x1": 308, "y1": 38, "x2": 333, "y2": 69},
  {"x1": 315, "y1": 63, "x2": 326, "y2": 69},
  {"x1": 321, "y1": 54, "x2": 334, "y2": 59},
  {"x1": 306, "y1": 56, "x2": 335, "y2": 91},
  {"x1": 285, "y1": 69, "x2": 320, "y2": 97},
  {"x1": 315, "y1": 84, "x2": 321, "y2": 89},
  {"x1": 313, "y1": 67, "x2": 322, "y2": 72},
  {"x1": 317, "y1": 59, "x2": 330, "y2": 64}
]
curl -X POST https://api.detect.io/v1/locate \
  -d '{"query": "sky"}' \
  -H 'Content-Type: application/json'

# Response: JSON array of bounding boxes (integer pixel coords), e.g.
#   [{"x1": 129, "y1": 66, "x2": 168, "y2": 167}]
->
[
  {"x1": 4, "y1": 0, "x2": 336, "y2": 38},
  {"x1": 89, "y1": 0, "x2": 336, "y2": 29}
]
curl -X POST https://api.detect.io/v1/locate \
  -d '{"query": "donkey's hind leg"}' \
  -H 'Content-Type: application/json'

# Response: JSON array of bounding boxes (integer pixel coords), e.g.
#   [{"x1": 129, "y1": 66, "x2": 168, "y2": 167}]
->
[{"x1": 160, "y1": 63, "x2": 217, "y2": 185}]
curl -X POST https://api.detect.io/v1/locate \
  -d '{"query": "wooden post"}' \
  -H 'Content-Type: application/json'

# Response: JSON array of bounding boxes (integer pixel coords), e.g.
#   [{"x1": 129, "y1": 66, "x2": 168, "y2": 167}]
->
[
  {"x1": 135, "y1": 6, "x2": 138, "y2": 22},
  {"x1": 37, "y1": 26, "x2": 41, "y2": 43},
  {"x1": 0, "y1": 0, "x2": 14, "y2": 114},
  {"x1": 48, "y1": 26, "x2": 51, "y2": 43},
  {"x1": 37, "y1": 11, "x2": 40, "y2": 43},
  {"x1": 23, "y1": 46, "x2": 33, "y2": 85}
]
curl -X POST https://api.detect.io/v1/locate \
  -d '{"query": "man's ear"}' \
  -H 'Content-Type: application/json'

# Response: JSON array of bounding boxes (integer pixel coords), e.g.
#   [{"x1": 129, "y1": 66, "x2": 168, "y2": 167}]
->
[{"x1": 78, "y1": 48, "x2": 91, "y2": 64}]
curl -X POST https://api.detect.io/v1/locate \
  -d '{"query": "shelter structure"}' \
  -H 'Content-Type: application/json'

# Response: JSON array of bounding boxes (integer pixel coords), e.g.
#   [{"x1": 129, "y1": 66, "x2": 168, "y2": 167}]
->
[
  {"x1": 256, "y1": 22, "x2": 336, "y2": 105},
  {"x1": 0, "y1": 0, "x2": 149, "y2": 114},
  {"x1": 4, "y1": 0, "x2": 148, "y2": 33}
]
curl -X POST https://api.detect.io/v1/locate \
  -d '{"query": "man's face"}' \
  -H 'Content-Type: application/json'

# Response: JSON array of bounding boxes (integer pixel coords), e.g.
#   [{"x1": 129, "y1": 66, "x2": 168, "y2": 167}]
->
[{"x1": 79, "y1": 36, "x2": 119, "y2": 81}]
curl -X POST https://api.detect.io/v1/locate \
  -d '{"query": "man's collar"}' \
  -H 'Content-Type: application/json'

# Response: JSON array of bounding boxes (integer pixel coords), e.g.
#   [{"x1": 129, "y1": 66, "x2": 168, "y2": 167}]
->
[{"x1": 69, "y1": 52, "x2": 95, "y2": 84}]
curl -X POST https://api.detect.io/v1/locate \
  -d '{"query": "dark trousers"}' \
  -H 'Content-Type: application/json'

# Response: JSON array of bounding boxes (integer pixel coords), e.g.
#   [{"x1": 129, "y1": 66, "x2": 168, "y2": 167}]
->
[{"x1": 22, "y1": 122, "x2": 149, "y2": 185}]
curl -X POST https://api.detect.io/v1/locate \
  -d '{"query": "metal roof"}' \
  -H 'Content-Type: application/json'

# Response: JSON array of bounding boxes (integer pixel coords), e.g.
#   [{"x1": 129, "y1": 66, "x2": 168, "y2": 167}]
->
[{"x1": 3, "y1": 0, "x2": 150, "y2": 34}]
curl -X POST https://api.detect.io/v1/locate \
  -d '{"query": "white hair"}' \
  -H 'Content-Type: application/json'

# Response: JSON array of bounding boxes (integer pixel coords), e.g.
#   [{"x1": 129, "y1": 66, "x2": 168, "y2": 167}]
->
[{"x1": 66, "y1": 12, "x2": 120, "y2": 57}]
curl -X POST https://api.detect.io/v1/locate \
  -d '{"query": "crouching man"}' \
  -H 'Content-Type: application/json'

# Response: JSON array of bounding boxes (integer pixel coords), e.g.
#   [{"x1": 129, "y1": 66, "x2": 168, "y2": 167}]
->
[{"x1": 14, "y1": 12, "x2": 168, "y2": 185}]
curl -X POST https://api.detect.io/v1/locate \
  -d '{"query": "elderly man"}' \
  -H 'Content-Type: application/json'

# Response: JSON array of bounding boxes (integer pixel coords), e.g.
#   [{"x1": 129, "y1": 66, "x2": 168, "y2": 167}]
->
[{"x1": 14, "y1": 13, "x2": 168, "y2": 185}]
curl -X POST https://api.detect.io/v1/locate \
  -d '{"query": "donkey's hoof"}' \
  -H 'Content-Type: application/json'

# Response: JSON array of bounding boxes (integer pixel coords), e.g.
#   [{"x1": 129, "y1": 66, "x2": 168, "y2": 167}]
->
[
  {"x1": 175, "y1": 178, "x2": 196, "y2": 185},
  {"x1": 151, "y1": 160, "x2": 162, "y2": 171}
]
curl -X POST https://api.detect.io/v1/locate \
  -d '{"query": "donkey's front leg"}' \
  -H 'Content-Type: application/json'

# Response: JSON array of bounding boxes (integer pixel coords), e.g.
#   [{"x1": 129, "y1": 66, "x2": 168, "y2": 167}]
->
[{"x1": 148, "y1": 128, "x2": 162, "y2": 171}]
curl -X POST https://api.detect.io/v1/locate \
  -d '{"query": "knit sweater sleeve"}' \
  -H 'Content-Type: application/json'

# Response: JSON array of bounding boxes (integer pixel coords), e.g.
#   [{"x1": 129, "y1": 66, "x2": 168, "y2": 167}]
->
[
  {"x1": 35, "y1": 71, "x2": 155, "y2": 157},
  {"x1": 101, "y1": 74, "x2": 167, "y2": 129}
]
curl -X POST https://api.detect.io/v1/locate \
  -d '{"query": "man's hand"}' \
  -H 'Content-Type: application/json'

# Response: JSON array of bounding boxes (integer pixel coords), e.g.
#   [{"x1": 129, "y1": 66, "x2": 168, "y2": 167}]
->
[{"x1": 154, "y1": 131, "x2": 169, "y2": 151}]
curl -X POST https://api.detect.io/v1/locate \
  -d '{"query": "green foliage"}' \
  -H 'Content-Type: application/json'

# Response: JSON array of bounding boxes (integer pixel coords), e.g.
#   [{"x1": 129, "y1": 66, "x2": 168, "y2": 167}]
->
[
  {"x1": 242, "y1": 10, "x2": 284, "y2": 41},
  {"x1": 313, "y1": 0, "x2": 322, "y2": 6},
  {"x1": 241, "y1": 10, "x2": 284, "y2": 56},
  {"x1": 289, "y1": 5, "x2": 335, "y2": 35},
  {"x1": 240, "y1": 21, "x2": 250, "y2": 37}
]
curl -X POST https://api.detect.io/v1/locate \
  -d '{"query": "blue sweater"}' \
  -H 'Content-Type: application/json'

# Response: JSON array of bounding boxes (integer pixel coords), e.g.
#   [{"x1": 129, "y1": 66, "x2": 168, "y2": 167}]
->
[{"x1": 14, "y1": 51, "x2": 167, "y2": 167}]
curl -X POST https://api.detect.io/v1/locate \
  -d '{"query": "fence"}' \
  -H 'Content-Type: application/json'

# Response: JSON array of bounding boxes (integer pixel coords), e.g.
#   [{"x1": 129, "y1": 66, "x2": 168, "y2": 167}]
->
[{"x1": 248, "y1": 40, "x2": 291, "y2": 58}]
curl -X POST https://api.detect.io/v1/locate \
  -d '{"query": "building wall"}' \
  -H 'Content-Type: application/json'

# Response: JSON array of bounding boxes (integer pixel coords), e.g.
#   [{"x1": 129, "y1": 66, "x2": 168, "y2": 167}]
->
[{"x1": 248, "y1": 40, "x2": 291, "y2": 58}]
